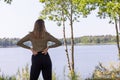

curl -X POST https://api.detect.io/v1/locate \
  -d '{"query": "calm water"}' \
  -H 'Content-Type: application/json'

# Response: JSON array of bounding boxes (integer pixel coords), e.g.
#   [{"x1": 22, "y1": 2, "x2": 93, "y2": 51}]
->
[{"x1": 0, "y1": 45, "x2": 119, "y2": 79}]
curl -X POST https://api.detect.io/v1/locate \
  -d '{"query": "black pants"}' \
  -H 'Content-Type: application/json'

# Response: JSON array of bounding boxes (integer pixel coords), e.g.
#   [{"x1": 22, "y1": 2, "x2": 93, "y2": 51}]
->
[{"x1": 30, "y1": 52, "x2": 52, "y2": 80}]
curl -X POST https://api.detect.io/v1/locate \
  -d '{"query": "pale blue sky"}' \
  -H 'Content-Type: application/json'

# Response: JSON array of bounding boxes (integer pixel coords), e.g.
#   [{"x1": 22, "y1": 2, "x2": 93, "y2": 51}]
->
[{"x1": 0, "y1": 0, "x2": 116, "y2": 38}]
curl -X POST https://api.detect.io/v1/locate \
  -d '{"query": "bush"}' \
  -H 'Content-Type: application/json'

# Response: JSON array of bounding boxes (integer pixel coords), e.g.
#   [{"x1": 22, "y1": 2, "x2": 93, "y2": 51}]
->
[{"x1": 86, "y1": 62, "x2": 120, "y2": 80}]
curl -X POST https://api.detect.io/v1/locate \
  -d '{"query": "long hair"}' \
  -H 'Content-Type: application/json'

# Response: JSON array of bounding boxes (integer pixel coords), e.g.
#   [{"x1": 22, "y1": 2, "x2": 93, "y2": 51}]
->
[{"x1": 30, "y1": 19, "x2": 47, "y2": 39}]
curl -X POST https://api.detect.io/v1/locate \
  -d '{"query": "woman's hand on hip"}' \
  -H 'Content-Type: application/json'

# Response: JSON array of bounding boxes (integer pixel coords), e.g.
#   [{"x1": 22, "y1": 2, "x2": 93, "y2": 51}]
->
[
  {"x1": 30, "y1": 48, "x2": 37, "y2": 55},
  {"x1": 42, "y1": 47, "x2": 49, "y2": 55}
]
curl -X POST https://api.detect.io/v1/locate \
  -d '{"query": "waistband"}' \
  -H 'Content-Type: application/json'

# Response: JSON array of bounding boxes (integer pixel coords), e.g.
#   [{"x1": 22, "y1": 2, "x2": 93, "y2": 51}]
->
[
  {"x1": 37, "y1": 51, "x2": 48, "y2": 55},
  {"x1": 37, "y1": 51, "x2": 43, "y2": 53}
]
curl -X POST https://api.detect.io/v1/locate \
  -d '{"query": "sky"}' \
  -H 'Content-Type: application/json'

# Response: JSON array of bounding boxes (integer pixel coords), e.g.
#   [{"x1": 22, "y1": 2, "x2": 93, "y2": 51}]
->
[{"x1": 0, "y1": 0, "x2": 116, "y2": 38}]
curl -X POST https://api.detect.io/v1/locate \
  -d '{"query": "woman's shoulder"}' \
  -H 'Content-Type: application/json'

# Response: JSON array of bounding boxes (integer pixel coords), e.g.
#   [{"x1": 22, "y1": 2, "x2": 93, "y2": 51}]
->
[
  {"x1": 45, "y1": 32, "x2": 51, "y2": 35},
  {"x1": 27, "y1": 32, "x2": 34, "y2": 38},
  {"x1": 45, "y1": 32, "x2": 54, "y2": 37},
  {"x1": 29, "y1": 32, "x2": 33, "y2": 34}
]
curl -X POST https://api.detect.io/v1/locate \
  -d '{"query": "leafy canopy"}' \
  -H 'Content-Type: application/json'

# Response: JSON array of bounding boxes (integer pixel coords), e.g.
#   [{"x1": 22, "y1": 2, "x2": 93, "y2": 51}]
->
[
  {"x1": 39, "y1": 0, "x2": 94, "y2": 26},
  {"x1": 88, "y1": 0, "x2": 120, "y2": 21},
  {"x1": 1, "y1": 0, "x2": 12, "y2": 4}
]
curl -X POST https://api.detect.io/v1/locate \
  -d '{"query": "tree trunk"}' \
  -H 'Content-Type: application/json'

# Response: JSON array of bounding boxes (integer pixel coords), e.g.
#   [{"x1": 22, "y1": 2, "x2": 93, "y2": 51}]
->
[
  {"x1": 119, "y1": 16, "x2": 120, "y2": 58},
  {"x1": 115, "y1": 19, "x2": 120, "y2": 59},
  {"x1": 70, "y1": 0, "x2": 74, "y2": 73},
  {"x1": 62, "y1": 11, "x2": 71, "y2": 71}
]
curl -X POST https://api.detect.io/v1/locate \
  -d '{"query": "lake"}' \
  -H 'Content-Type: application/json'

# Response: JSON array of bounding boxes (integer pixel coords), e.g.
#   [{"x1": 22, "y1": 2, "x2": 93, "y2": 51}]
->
[{"x1": 0, "y1": 45, "x2": 119, "y2": 79}]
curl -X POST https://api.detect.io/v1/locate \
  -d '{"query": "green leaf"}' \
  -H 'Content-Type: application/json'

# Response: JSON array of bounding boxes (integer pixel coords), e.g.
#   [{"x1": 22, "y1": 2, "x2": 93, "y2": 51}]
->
[{"x1": 39, "y1": 0, "x2": 45, "y2": 3}]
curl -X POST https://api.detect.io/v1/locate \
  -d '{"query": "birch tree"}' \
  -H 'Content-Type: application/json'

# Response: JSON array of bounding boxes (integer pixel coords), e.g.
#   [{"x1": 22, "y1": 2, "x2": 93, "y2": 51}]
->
[
  {"x1": 88, "y1": 0, "x2": 120, "y2": 59},
  {"x1": 39, "y1": 0, "x2": 93, "y2": 79}
]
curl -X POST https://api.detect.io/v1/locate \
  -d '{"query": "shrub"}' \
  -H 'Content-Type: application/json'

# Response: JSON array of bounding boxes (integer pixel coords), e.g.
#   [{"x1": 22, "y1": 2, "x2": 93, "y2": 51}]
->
[{"x1": 86, "y1": 62, "x2": 120, "y2": 80}]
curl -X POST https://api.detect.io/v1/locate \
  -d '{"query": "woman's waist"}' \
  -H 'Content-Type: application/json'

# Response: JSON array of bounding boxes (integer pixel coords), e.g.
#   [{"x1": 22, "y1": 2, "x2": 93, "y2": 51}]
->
[
  {"x1": 34, "y1": 51, "x2": 49, "y2": 57},
  {"x1": 33, "y1": 47, "x2": 46, "y2": 52}
]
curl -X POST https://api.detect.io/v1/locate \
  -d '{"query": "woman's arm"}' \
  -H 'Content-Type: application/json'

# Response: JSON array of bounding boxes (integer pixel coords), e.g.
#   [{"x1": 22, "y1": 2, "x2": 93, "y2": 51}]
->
[
  {"x1": 42, "y1": 33, "x2": 62, "y2": 55},
  {"x1": 47, "y1": 32, "x2": 62, "y2": 48},
  {"x1": 17, "y1": 34, "x2": 31, "y2": 49}
]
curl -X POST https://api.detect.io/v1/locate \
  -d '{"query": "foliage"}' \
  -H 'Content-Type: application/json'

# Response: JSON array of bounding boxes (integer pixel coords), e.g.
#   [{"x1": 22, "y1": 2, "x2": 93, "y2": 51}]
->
[
  {"x1": 16, "y1": 64, "x2": 58, "y2": 80},
  {"x1": 86, "y1": 62, "x2": 120, "y2": 80},
  {"x1": 0, "y1": 64, "x2": 58, "y2": 80},
  {"x1": 79, "y1": 35, "x2": 116, "y2": 44},
  {"x1": 0, "y1": 38, "x2": 31, "y2": 48},
  {"x1": 0, "y1": 38, "x2": 19, "y2": 47},
  {"x1": 84, "y1": 0, "x2": 120, "y2": 58},
  {"x1": 0, "y1": 70, "x2": 16, "y2": 80},
  {"x1": 0, "y1": 0, "x2": 12, "y2": 4},
  {"x1": 85, "y1": 0, "x2": 120, "y2": 21},
  {"x1": 68, "y1": 70, "x2": 81, "y2": 80},
  {"x1": 39, "y1": 0, "x2": 81, "y2": 25},
  {"x1": 16, "y1": 64, "x2": 30, "y2": 80},
  {"x1": 0, "y1": 35, "x2": 118, "y2": 47},
  {"x1": 99, "y1": 0, "x2": 119, "y2": 21},
  {"x1": 95, "y1": 0, "x2": 120, "y2": 58},
  {"x1": 1, "y1": 62, "x2": 120, "y2": 80},
  {"x1": 39, "y1": 0, "x2": 93, "y2": 25},
  {"x1": 52, "y1": 71, "x2": 57, "y2": 80},
  {"x1": 39, "y1": 0, "x2": 100, "y2": 76},
  {"x1": 62, "y1": 35, "x2": 117, "y2": 45}
]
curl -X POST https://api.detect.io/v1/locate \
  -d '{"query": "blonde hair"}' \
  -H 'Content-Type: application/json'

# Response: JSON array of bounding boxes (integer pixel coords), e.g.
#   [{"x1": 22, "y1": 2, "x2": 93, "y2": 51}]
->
[{"x1": 30, "y1": 19, "x2": 47, "y2": 39}]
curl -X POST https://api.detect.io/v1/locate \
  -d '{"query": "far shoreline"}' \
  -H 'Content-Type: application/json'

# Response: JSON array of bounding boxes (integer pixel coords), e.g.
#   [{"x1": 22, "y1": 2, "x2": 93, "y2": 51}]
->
[{"x1": 0, "y1": 43, "x2": 117, "y2": 48}]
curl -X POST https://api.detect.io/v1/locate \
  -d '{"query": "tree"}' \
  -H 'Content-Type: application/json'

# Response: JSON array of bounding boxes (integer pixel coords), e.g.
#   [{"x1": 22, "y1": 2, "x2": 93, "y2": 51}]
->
[
  {"x1": 87, "y1": 0, "x2": 120, "y2": 59},
  {"x1": 75, "y1": 0, "x2": 120, "y2": 58},
  {"x1": 40, "y1": 0, "x2": 83, "y2": 77},
  {"x1": 39, "y1": 0, "x2": 92, "y2": 78},
  {"x1": 39, "y1": 0, "x2": 75, "y2": 76}
]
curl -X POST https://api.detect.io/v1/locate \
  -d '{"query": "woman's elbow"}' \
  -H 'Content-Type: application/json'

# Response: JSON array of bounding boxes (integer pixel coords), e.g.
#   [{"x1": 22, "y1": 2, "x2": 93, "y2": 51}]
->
[
  {"x1": 59, "y1": 42, "x2": 62, "y2": 46},
  {"x1": 16, "y1": 42, "x2": 20, "y2": 46}
]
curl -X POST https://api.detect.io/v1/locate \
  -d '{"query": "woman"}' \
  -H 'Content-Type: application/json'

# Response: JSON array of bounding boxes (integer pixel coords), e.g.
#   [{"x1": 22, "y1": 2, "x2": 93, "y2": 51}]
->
[{"x1": 17, "y1": 19, "x2": 62, "y2": 80}]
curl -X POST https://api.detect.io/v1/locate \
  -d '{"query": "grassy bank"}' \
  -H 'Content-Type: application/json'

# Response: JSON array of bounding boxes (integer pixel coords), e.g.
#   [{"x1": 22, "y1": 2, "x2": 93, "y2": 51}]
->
[{"x1": 0, "y1": 61, "x2": 120, "y2": 80}]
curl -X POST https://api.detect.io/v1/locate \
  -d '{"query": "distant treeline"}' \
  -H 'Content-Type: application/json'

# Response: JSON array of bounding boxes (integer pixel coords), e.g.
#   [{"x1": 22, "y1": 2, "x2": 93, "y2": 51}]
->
[
  {"x1": 0, "y1": 38, "x2": 19, "y2": 47},
  {"x1": 0, "y1": 35, "x2": 117, "y2": 48},
  {"x1": 61, "y1": 35, "x2": 117, "y2": 45}
]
